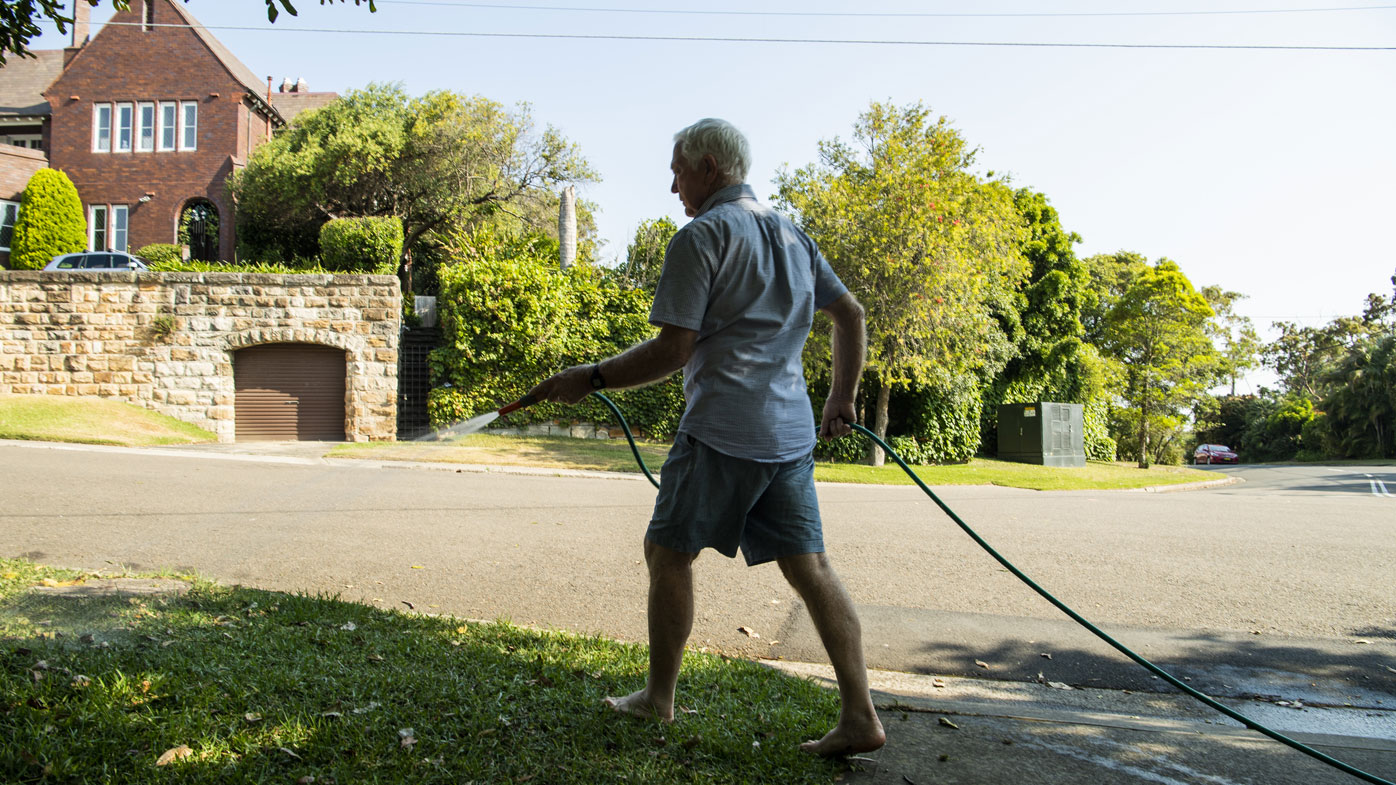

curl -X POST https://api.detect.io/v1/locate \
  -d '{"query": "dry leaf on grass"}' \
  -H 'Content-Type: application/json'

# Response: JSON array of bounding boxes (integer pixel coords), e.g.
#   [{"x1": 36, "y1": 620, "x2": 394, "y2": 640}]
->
[
  {"x1": 398, "y1": 728, "x2": 417, "y2": 749},
  {"x1": 155, "y1": 745, "x2": 192, "y2": 766}
]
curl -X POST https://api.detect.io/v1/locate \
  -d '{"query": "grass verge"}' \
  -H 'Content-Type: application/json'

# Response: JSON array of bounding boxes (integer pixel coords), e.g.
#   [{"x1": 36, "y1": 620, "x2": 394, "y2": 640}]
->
[
  {"x1": 0, "y1": 394, "x2": 215, "y2": 447},
  {"x1": 331, "y1": 434, "x2": 1217, "y2": 490},
  {"x1": 0, "y1": 558, "x2": 844, "y2": 784}
]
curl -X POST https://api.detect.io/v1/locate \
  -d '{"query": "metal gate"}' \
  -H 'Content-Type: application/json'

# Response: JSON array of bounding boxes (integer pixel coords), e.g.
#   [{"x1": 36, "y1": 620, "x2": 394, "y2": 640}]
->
[
  {"x1": 397, "y1": 327, "x2": 440, "y2": 439},
  {"x1": 234, "y1": 343, "x2": 346, "y2": 441}
]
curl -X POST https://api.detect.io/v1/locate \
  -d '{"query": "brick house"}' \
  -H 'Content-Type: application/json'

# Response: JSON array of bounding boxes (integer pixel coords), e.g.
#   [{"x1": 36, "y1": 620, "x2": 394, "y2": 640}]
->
[{"x1": 0, "y1": 0, "x2": 336, "y2": 267}]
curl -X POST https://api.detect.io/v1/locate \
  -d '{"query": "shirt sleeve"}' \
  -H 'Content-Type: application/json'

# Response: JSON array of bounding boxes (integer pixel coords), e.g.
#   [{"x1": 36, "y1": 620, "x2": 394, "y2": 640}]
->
[
  {"x1": 648, "y1": 224, "x2": 713, "y2": 330},
  {"x1": 810, "y1": 243, "x2": 848, "y2": 309}
]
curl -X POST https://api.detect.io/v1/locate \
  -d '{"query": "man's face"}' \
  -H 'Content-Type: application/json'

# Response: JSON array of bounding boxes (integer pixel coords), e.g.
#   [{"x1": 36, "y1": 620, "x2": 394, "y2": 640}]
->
[{"x1": 670, "y1": 143, "x2": 719, "y2": 218}]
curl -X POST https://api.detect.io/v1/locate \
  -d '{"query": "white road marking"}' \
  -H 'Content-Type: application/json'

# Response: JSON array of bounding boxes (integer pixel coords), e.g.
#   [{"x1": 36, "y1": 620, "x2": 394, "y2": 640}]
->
[{"x1": 1372, "y1": 478, "x2": 1393, "y2": 498}]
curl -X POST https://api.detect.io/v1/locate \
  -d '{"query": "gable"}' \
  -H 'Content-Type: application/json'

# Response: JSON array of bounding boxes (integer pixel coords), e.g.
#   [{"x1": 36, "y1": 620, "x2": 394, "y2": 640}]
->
[{"x1": 47, "y1": 0, "x2": 283, "y2": 125}]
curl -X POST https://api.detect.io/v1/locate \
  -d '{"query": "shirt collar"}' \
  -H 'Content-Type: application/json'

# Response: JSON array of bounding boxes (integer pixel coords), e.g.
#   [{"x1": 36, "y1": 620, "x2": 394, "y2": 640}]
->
[{"x1": 695, "y1": 183, "x2": 756, "y2": 217}]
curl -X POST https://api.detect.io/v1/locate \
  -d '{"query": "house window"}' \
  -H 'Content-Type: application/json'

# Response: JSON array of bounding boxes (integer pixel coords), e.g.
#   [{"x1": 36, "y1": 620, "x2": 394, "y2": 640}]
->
[
  {"x1": 116, "y1": 102, "x2": 133, "y2": 152},
  {"x1": 0, "y1": 201, "x2": 18, "y2": 251},
  {"x1": 90, "y1": 205, "x2": 108, "y2": 250},
  {"x1": 93, "y1": 104, "x2": 112, "y2": 152},
  {"x1": 180, "y1": 101, "x2": 198, "y2": 151},
  {"x1": 158, "y1": 101, "x2": 176, "y2": 150},
  {"x1": 4, "y1": 135, "x2": 41, "y2": 149},
  {"x1": 137, "y1": 102, "x2": 155, "y2": 152},
  {"x1": 112, "y1": 205, "x2": 129, "y2": 252}
]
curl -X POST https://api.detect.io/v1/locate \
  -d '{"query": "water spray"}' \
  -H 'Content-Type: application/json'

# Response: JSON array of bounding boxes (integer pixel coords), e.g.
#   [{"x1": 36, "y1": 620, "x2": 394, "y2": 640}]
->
[{"x1": 415, "y1": 392, "x2": 540, "y2": 441}]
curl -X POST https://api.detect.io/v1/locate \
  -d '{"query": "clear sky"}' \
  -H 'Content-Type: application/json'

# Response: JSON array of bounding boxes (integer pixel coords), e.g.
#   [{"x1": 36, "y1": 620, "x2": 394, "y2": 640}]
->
[{"x1": 26, "y1": 1, "x2": 1396, "y2": 392}]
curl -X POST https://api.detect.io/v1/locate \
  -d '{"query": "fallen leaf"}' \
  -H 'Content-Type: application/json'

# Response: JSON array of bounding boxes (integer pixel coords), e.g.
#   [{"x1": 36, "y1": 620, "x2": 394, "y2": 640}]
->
[
  {"x1": 279, "y1": 747, "x2": 301, "y2": 759},
  {"x1": 1040, "y1": 653, "x2": 1053, "y2": 660},
  {"x1": 320, "y1": 711, "x2": 343, "y2": 719},
  {"x1": 974, "y1": 660, "x2": 990, "y2": 670},
  {"x1": 297, "y1": 777, "x2": 315, "y2": 784},
  {"x1": 155, "y1": 745, "x2": 192, "y2": 766},
  {"x1": 402, "y1": 601, "x2": 415, "y2": 610},
  {"x1": 737, "y1": 626, "x2": 760, "y2": 639},
  {"x1": 1355, "y1": 640, "x2": 1371, "y2": 645},
  {"x1": 1385, "y1": 666, "x2": 1396, "y2": 675},
  {"x1": 398, "y1": 728, "x2": 417, "y2": 749},
  {"x1": 351, "y1": 702, "x2": 381, "y2": 715},
  {"x1": 411, "y1": 565, "x2": 425, "y2": 569},
  {"x1": 938, "y1": 717, "x2": 959, "y2": 729},
  {"x1": 456, "y1": 625, "x2": 470, "y2": 634},
  {"x1": 1047, "y1": 682, "x2": 1073, "y2": 690},
  {"x1": 931, "y1": 678, "x2": 946, "y2": 689},
  {"x1": 367, "y1": 654, "x2": 385, "y2": 663},
  {"x1": 243, "y1": 712, "x2": 262, "y2": 723},
  {"x1": 339, "y1": 622, "x2": 357, "y2": 632},
  {"x1": 71, "y1": 674, "x2": 91, "y2": 687}
]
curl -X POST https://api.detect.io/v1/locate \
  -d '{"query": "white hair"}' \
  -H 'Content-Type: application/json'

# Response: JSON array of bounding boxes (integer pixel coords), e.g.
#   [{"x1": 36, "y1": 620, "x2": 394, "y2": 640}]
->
[{"x1": 673, "y1": 118, "x2": 751, "y2": 184}]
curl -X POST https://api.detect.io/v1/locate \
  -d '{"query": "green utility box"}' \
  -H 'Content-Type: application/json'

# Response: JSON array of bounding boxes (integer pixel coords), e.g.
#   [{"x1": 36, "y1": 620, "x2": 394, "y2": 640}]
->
[{"x1": 997, "y1": 402, "x2": 1086, "y2": 467}]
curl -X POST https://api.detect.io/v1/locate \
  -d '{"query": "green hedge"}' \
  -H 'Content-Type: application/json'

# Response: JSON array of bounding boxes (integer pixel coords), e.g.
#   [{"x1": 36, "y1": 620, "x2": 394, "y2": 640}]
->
[
  {"x1": 9, "y1": 169, "x2": 86, "y2": 270},
  {"x1": 319, "y1": 216, "x2": 403, "y2": 275},
  {"x1": 427, "y1": 229, "x2": 685, "y2": 438},
  {"x1": 134, "y1": 243, "x2": 182, "y2": 266}
]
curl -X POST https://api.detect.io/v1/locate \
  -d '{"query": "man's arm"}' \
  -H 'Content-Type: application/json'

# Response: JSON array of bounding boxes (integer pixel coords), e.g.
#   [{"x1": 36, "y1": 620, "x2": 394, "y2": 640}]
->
[
  {"x1": 819, "y1": 292, "x2": 867, "y2": 439},
  {"x1": 528, "y1": 323, "x2": 697, "y2": 405}
]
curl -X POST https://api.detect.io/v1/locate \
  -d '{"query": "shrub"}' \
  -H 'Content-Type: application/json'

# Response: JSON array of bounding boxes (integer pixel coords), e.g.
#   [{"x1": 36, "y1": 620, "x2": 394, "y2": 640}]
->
[
  {"x1": 135, "y1": 243, "x2": 182, "y2": 266},
  {"x1": 9, "y1": 169, "x2": 86, "y2": 269},
  {"x1": 428, "y1": 228, "x2": 686, "y2": 439},
  {"x1": 319, "y1": 217, "x2": 403, "y2": 275}
]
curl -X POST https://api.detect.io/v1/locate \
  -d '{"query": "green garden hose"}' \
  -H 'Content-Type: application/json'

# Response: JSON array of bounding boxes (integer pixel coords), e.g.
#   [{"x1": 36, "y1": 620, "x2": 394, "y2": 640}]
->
[{"x1": 592, "y1": 391, "x2": 1393, "y2": 785}]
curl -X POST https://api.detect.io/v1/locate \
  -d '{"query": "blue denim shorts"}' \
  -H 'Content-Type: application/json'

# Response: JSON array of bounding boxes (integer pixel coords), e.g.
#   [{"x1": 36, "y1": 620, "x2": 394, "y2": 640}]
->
[{"x1": 647, "y1": 433, "x2": 824, "y2": 566}]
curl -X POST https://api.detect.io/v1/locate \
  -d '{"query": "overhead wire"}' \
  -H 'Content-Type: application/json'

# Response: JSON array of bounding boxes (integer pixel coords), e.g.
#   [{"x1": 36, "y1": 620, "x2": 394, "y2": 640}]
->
[
  {"x1": 107, "y1": 22, "x2": 1396, "y2": 51},
  {"x1": 374, "y1": 1, "x2": 1396, "y2": 19}
]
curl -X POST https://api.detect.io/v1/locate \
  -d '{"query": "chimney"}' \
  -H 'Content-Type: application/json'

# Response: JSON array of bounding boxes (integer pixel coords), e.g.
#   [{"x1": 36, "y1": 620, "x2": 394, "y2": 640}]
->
[
  {"x1": 63, "y1": 0, "x2": 91, "y2": 66},
  {"x1": 70, "y1": 0, "x2": 90, "y2": 47},
  {"x1": 295, "y1": 77, "x2": 308, "y2": 93},
  {"x1": 280, "y1": 77, "x2": 293, "y2": 93}
]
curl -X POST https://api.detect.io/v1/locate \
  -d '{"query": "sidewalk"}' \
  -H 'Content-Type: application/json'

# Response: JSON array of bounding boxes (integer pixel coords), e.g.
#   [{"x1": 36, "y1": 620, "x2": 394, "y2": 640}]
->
[{"x1": 770, "y1": 662, "x2": 1396, "y2": 785}]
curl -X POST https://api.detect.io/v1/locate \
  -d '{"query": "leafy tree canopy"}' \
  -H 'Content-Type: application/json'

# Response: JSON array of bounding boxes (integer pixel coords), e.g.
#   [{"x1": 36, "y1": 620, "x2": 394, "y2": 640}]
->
[
  {"x1": 9, "y1": 168, "x2": 86, "y2": 269},
  {"x1": 1, "y1": 0, "x2": 374, "y2": 65},
  {"x1": 611, "y1": 216, "x2": 677, "y2": 292},
  {"x1": 230, "y1": 83, "x2": 596, "y2": 288},
  {"x1": 774, "y1": 101, "x2": 1028, "y2": 461}
]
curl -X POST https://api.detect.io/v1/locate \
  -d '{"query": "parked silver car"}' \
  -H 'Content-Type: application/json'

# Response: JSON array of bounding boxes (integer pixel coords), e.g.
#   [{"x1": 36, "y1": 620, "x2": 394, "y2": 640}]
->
[{"x1": 44, "y1": 251, "x2": 149, "y2": 271}]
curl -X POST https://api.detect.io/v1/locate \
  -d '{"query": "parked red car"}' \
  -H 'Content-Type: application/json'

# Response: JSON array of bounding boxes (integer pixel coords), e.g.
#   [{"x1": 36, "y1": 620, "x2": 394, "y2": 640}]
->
[{"x1": 1193, "y1": 444, "x2": 1239, "y2": 465}]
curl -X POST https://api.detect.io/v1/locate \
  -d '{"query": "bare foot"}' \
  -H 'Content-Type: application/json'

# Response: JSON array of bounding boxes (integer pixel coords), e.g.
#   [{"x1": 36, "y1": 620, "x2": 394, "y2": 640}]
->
[
  {"x1": 799, "y1": 717, "x2": 886, "y2": 757},
  {"x1": 603, "y1": 689, "x2": 674, "y2": 723}
]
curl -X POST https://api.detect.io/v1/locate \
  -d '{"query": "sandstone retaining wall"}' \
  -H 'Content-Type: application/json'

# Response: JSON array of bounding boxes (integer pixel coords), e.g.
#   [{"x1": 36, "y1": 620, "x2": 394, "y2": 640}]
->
[{"x1": 0, "y1": 270, "x2": 400, "y2": 442}]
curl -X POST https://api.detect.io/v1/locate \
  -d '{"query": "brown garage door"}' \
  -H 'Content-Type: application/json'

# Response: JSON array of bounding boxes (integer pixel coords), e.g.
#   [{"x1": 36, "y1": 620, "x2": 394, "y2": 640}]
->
[{"x1": 234, "y1": 343, "x2": 346, "y2": 441}]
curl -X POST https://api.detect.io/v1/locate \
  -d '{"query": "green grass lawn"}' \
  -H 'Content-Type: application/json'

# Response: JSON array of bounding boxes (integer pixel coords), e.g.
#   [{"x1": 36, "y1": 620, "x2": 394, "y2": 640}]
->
[
  {"x1": 0, "y1": 558, "x2": 846, "y2": 784},
  {"x1": 0, "y1": 394, "x2": 215, "y2": 447},
  {"x1": 332, "y1": 433, "x2": 1217, "y2": 490}
]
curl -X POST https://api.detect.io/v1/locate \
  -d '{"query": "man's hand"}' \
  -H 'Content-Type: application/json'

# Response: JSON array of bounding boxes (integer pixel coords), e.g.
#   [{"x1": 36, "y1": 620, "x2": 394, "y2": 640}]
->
[
  {"x1": 528, "y1": 364, "x2": 594, "y2": 405},
  {"x1": 820, "y1": 397, "x2": 857, "y2": 440}
]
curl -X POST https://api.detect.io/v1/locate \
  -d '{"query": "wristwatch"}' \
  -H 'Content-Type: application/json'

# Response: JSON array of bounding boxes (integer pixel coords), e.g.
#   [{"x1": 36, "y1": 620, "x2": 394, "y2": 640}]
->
[{"x1": 589, "y1": 363, "x2": 607, "y2": 390}]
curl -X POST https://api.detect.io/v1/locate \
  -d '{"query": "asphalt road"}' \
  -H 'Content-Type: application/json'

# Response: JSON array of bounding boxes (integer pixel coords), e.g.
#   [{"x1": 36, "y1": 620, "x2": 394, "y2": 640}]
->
[{"x1": 3, "y1": 442, "x2": 1393, "y2": 710}]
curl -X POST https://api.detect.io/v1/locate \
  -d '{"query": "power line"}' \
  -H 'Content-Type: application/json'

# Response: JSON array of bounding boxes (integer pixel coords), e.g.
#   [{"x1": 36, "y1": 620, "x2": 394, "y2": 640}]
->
[
  {"x1": 375, "y1": 1, "x2": 1396, "y2": 19},
  {"x1": 110, "y1": 22, "x2": 1396, "y2": 51}
]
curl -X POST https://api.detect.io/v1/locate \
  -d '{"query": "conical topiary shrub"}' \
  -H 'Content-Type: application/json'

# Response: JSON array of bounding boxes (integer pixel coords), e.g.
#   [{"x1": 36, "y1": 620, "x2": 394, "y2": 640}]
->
[{"x1": 10, "y1": 169, "x2": 87, "y2": 270}]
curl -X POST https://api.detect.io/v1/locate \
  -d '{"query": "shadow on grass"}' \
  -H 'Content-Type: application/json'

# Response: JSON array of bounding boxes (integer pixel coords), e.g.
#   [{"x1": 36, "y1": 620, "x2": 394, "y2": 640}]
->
[{"x1": 1, "y1": 581, "x2": 846, "y2": 784}]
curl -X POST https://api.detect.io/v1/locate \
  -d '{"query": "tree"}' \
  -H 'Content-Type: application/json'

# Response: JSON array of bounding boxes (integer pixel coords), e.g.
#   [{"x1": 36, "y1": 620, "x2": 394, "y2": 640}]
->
[
  {"x1": 1102, "y1": 259, "x2": 1219, "y2": 468},
  {"x1": 1, "y1": 0, "x2": 375, "y2": 66},
  {"x1": 9, "y1": 168, "x2": 86, "y2": 269},
  {"x1": 612, "y1": 216, "x2": 677, "y2": 291},
  {"x1": 775, "y1": 102, "x2": 1028, "y2": 464},
  {"x1": 1201, "y1": 286, "x2": 1261, "y2": 395},
  {"x1": 230, "y1": 83, "x2": 596, "y2": 291}
]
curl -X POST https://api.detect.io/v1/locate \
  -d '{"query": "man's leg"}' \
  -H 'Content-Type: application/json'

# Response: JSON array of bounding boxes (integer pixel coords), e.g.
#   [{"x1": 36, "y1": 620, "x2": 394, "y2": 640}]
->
[
  {"x1": 604, "y1": 538, "x2": 699, "y2": 722},
  {"x1": 777, "y1": 551, "x2": 886, "y2": 756}
]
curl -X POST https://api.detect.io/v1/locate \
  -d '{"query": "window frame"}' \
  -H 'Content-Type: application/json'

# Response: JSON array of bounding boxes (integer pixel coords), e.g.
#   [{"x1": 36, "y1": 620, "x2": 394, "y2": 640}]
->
[
  {"x1": 115, "y1": 102, "x2": 134, "y2": 153},
  {"x1": 0, "y1": 200, "x2": 18, "y2": 252},
  {"x1": 158, "y1": 101, "x2": 177, "y2": 151},
  {"x1": 93, "y1": 103, "x2": 112, "y2": 153},
  {"x1": 137, "y1": 101, "x2": 155, "y2": 152},
  {"x1": 179, "y1": 101, "x2": 198, "y2": 151},
  {"x1": 112, "y1": 205, "x2": 129, "y2": 252},
  {"x1": 90, "y1": 205, "x2": 109, "y2": 251}
]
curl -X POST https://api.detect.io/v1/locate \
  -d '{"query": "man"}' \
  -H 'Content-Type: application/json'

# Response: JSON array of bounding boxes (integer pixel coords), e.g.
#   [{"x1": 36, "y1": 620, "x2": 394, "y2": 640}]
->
[{"x1": 528, "y1": 118, "x2": 884, "y2": 757}]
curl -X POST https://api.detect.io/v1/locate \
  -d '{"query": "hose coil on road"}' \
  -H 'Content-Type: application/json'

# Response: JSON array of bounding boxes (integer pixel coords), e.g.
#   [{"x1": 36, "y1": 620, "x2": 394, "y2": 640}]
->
[{"x1": 592, "y1": 391, "x2": 1393, "y2": 785}]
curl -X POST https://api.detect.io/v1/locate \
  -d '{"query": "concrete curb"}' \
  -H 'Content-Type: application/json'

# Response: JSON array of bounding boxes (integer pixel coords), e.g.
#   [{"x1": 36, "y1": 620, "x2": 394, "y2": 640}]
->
[{"x1": 1132, "y1": 475, "x2": 1241, "y2": 493}]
